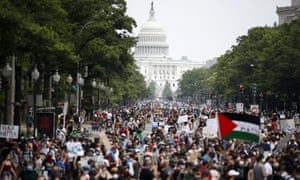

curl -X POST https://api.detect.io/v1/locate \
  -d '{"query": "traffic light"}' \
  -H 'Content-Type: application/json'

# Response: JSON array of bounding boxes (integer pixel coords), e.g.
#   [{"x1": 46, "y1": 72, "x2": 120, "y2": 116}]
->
[{"x1": 239, "y1": 84, "x2": 244, "y2": 94}]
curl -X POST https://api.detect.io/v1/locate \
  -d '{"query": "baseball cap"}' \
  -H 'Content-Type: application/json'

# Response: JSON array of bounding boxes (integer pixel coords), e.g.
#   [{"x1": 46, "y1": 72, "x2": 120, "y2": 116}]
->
[{"x1": 228, "y1": 169, "x2": 240, "y2": 176}]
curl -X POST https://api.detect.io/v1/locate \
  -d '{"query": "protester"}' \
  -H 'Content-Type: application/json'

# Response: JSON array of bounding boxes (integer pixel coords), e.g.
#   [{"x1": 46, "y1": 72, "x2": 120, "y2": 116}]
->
[
  {"x1": 17, "y1": 161, "x2": 39, "y2": 180},
  {"x1": 26, "y1": 111, "x2": 33, "y2": 136},
  {"x1": 0, "y1": 154, "x2": 17, "y2": 180},
  {"x1": 1, "y1": 102, "x2": 300, "y2": 180},
  {"x1": 252, "y1": 154, "x2": 267, "y2": 180}
]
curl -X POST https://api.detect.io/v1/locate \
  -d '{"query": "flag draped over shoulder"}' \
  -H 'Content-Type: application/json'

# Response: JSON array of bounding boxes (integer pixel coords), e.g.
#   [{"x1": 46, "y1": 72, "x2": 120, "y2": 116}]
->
[{"x1": 217, "y1": 112, "x2": 260, "y2": 142}]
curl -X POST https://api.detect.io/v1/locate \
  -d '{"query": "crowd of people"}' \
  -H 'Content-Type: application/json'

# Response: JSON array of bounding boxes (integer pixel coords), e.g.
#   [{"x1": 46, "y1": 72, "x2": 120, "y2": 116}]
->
[{"x1": 0, "y1": 102, "x2": 300, "y2": 180}]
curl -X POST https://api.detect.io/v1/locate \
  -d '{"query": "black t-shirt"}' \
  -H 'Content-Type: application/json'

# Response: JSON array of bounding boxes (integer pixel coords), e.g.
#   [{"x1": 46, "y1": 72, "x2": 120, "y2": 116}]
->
[
  {"x1": 173, "y1": 169, "x2": 181, "y2": 180},
  {"x1": 139, "y1": 167, "x2": 154, "y2": 180},
  {"x1": 50, "y1": 169, "x2": 61, "y2": 180},
  {"x1": 18, "y1": 170, "x2": 38, "y2": 180}
]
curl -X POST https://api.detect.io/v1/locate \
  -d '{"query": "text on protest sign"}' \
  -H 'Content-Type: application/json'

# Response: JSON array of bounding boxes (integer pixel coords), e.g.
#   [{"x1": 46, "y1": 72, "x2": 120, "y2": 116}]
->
[{"x1": 0, "y1": 124, "x2": 19, "y2": 139}]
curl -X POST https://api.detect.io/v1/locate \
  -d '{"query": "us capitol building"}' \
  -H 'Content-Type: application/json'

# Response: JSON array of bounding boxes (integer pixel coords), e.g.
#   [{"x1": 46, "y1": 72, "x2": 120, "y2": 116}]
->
[{"x1": 133, "y1": 2, "x2": 210, "y2": 99}]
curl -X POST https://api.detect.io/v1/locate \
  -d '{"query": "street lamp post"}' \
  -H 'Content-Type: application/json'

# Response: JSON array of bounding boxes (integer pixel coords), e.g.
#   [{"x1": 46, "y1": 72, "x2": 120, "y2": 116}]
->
[
  {"x1": 66, "y1": 74, "x2": 73, "y2": 117},
  {"x1": 259, "y1": 92, "x2": 264, "y2": 115},
  {"x1": 53, "y1": 70, "x2": 61, "y2": 107},
  {"x1": 110, "y1": 87, "x2": 113, "y2": 108},
  {"x1": 252, "y1": 83, "x2": 257, "y2": 105},
  {"x1": 92, "y1": 79, "x2": 96, "y2": 119},
  {"x1": 250, "y1": 64, "x2": 257, "y2": 105},
  {"x1": 31, "y1": 65, "x2": 40, "y2": 137},
  {"x1": 2, "y1": 62, "x2": 12, "y2": 124},
  {"x1": 275, "y1": 94, "x2": 279, "y2": 112},
  {"x1": 77, "y1": 73, "x2": 84, "y2": 117},
  {"x1": 99, "y1": 82, "x2": 105, "y2": 109}
]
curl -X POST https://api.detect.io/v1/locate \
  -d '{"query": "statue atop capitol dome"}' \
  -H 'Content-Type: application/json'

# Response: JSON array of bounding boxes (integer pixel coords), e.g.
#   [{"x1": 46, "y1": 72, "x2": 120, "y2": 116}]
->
[{"x1": 134, "y1": 1, "x2": 169, "y2": 59}]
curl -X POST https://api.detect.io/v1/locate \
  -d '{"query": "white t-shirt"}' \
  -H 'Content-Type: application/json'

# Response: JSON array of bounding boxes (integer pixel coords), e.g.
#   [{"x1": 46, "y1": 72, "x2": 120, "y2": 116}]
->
[
  {"x1": 264, "y1": 162, "x2": 273, "y2": 176},
  {"x1": 210, "y1": 169, "x2": 221, "y2": 180}
]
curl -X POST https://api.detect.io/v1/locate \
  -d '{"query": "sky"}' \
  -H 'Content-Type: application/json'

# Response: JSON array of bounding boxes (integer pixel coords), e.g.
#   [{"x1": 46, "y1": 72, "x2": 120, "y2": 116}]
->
[{"x1": 125, "y1": 0, "x2": 290, "y2": 62}]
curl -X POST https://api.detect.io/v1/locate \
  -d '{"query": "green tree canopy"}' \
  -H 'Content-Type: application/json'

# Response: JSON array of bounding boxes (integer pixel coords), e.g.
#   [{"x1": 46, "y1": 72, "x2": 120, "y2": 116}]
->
[
  {"x1": 162, "y1": 81, "x2": 173, "y2": 100},
  {"x1": 178, "y1": 16, "x2": 300, "y2": 110}
]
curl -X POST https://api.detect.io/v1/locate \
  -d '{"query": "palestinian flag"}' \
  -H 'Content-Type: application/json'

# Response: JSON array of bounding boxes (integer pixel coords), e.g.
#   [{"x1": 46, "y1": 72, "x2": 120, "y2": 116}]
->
[{"x1": 217, "y1": 112, "x2": 260, "y2": 142}]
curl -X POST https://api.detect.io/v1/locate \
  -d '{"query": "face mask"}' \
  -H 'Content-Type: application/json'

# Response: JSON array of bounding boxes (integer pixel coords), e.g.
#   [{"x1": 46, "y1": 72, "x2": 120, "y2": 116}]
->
[
  {"x1": 112, "y1": 174, "x2": 119, "y2": 179},
  {"x1": 27, "y1": 165, "x2": 33, "y2": 171},
  {"x1": 239, "y1": 160, "x2": 244, "y2": 166}
]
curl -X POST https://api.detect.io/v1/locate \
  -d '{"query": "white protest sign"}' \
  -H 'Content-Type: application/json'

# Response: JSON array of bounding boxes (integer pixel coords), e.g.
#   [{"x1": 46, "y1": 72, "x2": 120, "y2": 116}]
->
[
  {"x1": 206, "y1": 118, "x2": 218, "y2": 130},
  {"x1": 202, "y1": 118, "x2": 218, "y2": 138},
  {"x1": 0, "y1": 124, "x2": 19, "y2": 139},
  {"x1": 202, "y1": 127, "x2": 218, "y2": 138},
  {"x1": 236, "y1": 103, "x2": 244, "y2": 113},
  {"x1": 280, "y1": 119, "x2": 295, "y2": 134},
  {"x1": 66, "y1": 141, "x2": 84, "y2": 158},
  {"x1": 177, "y1": 115, "x2": 188, "y2": 124}
]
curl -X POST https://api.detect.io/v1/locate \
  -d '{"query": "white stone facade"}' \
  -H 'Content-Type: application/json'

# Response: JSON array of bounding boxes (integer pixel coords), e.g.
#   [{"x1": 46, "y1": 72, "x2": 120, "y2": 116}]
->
[
  {"x1": 133, "y1": 2, "x2": 204, "y2": 98},
  {"x1": 277, "y1": 0, "x2": 300, "y2": 25}
]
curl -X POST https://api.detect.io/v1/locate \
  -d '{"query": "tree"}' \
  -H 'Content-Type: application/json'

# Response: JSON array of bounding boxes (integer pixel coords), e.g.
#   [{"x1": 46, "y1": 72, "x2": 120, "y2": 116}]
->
[
  {"x1": 147, "y1": 81, "x2": 156, "y2": 100},
  {"x1": 62, "y1": 0, "x2": 137, "y2": 78},
  {"x1": 0, "y1": 0, "x2": 144, "y2": 125},
  {"x1": 178, "y1": 68, "x2": 211, "y2": 101},
  {"x1": 206, "y1": 17, "x2": 300, "y2": 110},
  {"x1": 162, "y1": 81, "x2": 173, "y2": 101}
]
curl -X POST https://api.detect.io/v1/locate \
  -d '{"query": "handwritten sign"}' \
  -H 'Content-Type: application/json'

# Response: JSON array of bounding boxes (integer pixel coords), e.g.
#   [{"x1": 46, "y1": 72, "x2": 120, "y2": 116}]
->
[{"x1": 0, "y1": 124, "x2": 19, "y2": 139}]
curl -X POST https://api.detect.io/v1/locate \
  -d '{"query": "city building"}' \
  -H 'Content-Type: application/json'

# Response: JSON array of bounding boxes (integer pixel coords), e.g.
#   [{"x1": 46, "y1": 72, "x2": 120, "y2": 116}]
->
[
  {"x1": 277, "y1": 0, "x2": 300, "y2": 24},
  {"x1": 133, "y1": 2, "x2": 206, "y2": 99}
]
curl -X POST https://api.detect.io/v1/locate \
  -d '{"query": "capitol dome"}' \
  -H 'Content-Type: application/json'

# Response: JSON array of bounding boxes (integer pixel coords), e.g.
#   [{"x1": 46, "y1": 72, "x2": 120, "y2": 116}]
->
[{"x1": 134, "y1": 2, "x2": 169, "y2": 58}]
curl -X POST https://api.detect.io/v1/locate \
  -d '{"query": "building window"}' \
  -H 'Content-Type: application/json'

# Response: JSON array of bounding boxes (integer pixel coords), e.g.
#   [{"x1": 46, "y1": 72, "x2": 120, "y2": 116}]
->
[{"x1": 173, "y1": 83, "x2": 176, "y2": 87}]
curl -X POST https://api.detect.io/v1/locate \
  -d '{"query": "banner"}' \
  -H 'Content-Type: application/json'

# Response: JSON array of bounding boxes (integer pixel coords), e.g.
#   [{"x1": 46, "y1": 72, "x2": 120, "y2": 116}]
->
[{"x1": 0, "y1": 124, "x2": 19, "y2": 139}]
